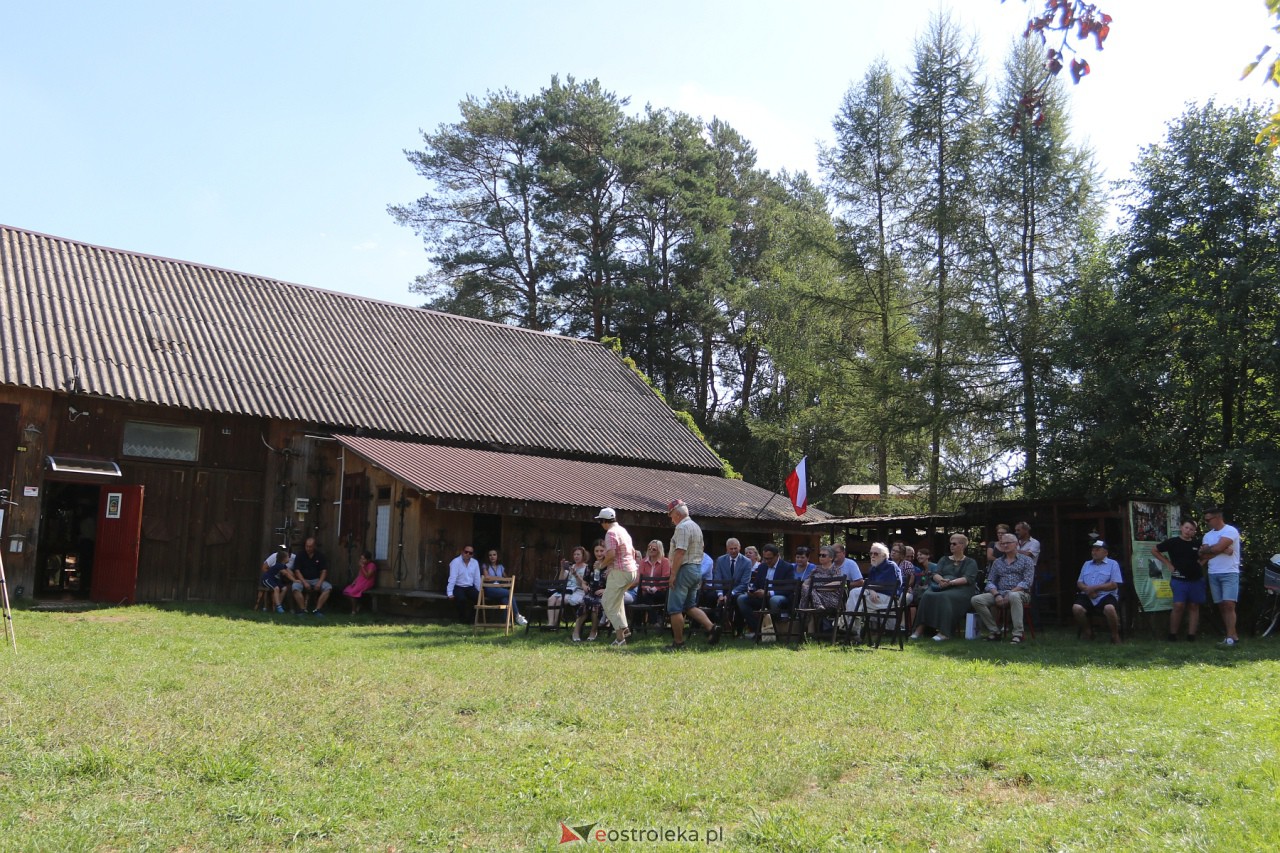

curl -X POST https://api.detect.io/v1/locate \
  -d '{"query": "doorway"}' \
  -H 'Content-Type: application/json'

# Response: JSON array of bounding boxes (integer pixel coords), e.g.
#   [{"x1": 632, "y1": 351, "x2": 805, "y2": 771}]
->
[{"x1": 36, "y1": 482, "x2": 101, "y2": 598}]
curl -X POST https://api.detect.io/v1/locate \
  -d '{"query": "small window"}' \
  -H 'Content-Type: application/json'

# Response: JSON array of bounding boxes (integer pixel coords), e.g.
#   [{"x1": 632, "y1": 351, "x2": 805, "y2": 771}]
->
[{"x1": 122, "y1": 421, "x2": 200, "y2": 462}]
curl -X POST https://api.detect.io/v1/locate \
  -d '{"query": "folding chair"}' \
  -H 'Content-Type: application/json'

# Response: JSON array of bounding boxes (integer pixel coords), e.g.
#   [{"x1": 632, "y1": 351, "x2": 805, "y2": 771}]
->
[
  {"x1": 700, "y1": 579, "x2": 737, "y2": 632},
  {"x1": 792, "y1": 576, "x2": 848, "y2": 642},
  {"x1": 629, "y1": 574, "x2": 670, "y2": 634},
  {"x1": 475, "y1": 575, "x2": 517, "y2": 635},
  {"x1": 851, "y1": 582, "x2": 907, "y2": 649}
]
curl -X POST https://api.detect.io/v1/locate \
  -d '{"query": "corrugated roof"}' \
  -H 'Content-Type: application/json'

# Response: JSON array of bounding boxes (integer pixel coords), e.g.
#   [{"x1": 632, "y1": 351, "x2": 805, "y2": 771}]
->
[
  {"x1": 0, "y1": 225, "x2": 724, "y2": 472},
  {"x1": 336, "y1": 435, "x2": 829, "y2": 523}
]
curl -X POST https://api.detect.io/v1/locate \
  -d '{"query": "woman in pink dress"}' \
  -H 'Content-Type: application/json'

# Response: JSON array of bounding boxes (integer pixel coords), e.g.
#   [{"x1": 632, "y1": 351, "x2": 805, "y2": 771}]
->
[{"x1": 343, "y1": 550, "x2": 378, "y2": 613}]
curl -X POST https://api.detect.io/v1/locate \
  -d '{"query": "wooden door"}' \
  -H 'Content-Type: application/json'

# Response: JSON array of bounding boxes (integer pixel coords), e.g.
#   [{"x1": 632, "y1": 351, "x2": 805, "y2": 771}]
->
[{"x1": 91, "y1": 485, "x2": 144, "y2": 604}]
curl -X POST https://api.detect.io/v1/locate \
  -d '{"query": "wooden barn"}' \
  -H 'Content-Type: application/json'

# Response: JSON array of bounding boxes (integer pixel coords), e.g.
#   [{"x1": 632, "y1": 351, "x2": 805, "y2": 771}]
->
[{"x1": 0, "y1": 225, "x2": 823, "y2": 607}]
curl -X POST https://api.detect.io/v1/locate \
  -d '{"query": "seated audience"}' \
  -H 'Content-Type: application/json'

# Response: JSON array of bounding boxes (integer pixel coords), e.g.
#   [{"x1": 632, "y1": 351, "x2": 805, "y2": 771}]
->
[
  {"x1": 971, "y1": 532, "x2": 1035, "y2": 643},
  {"x1": 737, "y1": 543, "x2": 795, "y2": 639},
  {"x1": 570, "y1": 541, "x2": 607, "y2": 641},
  {"x1": 446, "y1": 545, "x2": 483, "y2": 623},
  {"x1": 833, "y1": 543, "x2": 863, "y2": 588},
  {"x1": 799, "y1": 545, "x2": 845, "y2": 633},
  {"x1": 637, "y1": 540, "x2": 673, "y2": 624},
  {"x1": 549, "y1": 546, "x2": 590, "y2": 629},
  {"x1": 845, "y1": 542, "x2": 902, "y2": 632},
  {"x1": 1072, "y1": 540, "x2": 1123, "y2": 644},
  {"x1": 706, "y1": 538, "x2": 753, "y2": 626},
  {"x1": 291, "y1": 537, "x2": 333, "y2": 617},
  {"x1": 985, "y1": 523, "x2": 1012, "y2": 565},
  {"x1": 910, "y1": 534, "x2": 978, "y2": 641},
  {"x1": 793, "y1": 546, "x2": 815, "y2": 582},
  {"x1": 342, "y1": 550, "x2": 378, "y2": 614},
  {"x1": 482, "y1": 548, "x2": 528, "y2": 626},
  {"x1": 258, "y1": 545, "x2": 293, "y2": 613}
]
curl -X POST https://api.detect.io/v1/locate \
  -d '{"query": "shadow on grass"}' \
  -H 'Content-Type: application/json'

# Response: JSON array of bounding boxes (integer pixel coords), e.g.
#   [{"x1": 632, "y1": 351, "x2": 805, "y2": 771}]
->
[{"x1": 75, "y1": 602, "x2": 1280, "y2": 666}]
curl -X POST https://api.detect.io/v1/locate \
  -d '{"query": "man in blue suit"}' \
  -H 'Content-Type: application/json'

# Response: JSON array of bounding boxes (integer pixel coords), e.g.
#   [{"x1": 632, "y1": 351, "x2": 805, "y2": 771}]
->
[
  {"x1": 707, "y1": 537, "x2": 754, "y2": 629},
  {"x1": 737, "y1": 543, "x2": 795, "y2": 638}
]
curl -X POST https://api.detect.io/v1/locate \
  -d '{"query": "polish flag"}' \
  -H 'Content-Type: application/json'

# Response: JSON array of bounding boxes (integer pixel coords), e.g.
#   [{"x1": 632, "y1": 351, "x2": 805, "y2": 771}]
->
[{"x1": 785, "y1": 456, "x2": 808, "y2": 516}]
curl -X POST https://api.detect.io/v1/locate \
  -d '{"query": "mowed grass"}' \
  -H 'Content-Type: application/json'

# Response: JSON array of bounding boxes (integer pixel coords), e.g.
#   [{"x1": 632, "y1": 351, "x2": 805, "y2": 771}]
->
[{"x1": 0, "y1": 605, "x2": 1277, "y2": 851}]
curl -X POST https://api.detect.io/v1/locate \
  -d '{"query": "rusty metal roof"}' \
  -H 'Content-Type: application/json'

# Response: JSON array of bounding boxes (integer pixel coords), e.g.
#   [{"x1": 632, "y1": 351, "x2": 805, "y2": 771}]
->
[
  {"x1": 336, "y1": 435, "x2": 829, "y2": 523},
  {"x1": 0, "y1": 225, "x2": 724, "y2": 472}
]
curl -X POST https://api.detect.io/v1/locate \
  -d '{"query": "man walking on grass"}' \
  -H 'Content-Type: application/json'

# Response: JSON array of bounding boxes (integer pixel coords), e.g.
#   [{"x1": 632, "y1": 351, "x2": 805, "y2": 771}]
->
[{"x1": 665, "y1": 499, "x2": 721, "y2": 651}]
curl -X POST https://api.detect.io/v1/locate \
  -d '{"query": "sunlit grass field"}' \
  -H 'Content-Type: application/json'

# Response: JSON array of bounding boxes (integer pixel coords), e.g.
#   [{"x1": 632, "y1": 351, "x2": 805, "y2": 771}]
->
[{"x1": 0, "y1": 604, "x2": 1276, "y2": 851}]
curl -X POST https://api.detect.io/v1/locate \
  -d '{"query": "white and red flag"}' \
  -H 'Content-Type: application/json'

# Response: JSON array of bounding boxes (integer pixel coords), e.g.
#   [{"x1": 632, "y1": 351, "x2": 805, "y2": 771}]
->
[{"x1": 785, "y1": 456, "x2": 808, "y2": 516}]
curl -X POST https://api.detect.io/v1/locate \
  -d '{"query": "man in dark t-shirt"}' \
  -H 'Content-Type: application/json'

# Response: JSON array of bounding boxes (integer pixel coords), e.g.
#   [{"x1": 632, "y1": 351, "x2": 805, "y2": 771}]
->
[
  {"x1": 1152, "y1": 520, "x2": 1203, "y2": 641},
  {"x1": 290, "y1": 537, "x2": 332, "y2": 616}
]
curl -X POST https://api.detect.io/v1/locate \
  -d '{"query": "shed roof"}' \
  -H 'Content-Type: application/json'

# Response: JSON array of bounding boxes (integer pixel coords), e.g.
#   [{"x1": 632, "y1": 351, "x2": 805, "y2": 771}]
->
[
  {"x1": 0, "y1": 225, "x2": 724, "y2": 472},
  {"x1": 336, "y1": 435, "x2": 829, "y2": 524}
]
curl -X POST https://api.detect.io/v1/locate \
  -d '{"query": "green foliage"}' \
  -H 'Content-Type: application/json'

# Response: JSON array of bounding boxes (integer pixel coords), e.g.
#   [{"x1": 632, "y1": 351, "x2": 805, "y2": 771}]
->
[
  {"x1": 619, "y1": 352, "x2": 741, "y2": 480},
  {"x1": 1045, "y1": 102, "x2": 1280, "y2": 551},
  {"x1": 1241, "y1": 0, "x2": 1280, "y2": 146}
]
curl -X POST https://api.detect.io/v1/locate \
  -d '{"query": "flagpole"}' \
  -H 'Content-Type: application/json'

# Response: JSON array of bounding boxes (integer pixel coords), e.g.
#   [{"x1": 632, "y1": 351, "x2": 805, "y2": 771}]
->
[{"x1": 752, "y1": 492, "x2": 776, "y2": 520}]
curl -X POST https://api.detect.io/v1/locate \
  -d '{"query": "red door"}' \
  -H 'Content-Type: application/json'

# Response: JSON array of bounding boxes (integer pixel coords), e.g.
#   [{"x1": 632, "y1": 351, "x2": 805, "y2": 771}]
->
[{"x1": 91, "y1": 486, "x2": 144, "y2": 605}]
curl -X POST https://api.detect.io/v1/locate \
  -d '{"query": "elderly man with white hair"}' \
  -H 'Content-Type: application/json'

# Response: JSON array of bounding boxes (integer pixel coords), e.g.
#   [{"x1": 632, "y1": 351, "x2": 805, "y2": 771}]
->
[
  {"x1": 971, "y1": 533, "x2": 1036, "y2": 644},
  {"x1": 843, "y1": 542, "x2": 902, "y2": 639}
]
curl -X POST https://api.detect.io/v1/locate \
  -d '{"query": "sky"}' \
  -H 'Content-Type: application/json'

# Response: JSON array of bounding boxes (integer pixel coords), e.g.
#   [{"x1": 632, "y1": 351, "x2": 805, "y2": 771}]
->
[{"x1": 1, "y1": 1, "x2": 1274, "y2": 308}]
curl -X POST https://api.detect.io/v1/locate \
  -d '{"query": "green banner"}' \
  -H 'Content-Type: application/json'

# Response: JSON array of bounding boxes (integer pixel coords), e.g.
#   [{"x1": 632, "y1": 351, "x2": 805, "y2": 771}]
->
[{"x1": 1130, "y1": 501, "x2": 1179, "y2": 613}]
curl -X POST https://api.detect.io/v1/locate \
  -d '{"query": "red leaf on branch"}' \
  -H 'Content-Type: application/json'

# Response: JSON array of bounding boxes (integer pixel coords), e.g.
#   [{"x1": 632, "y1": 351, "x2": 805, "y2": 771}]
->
[
  {"x1": 1070, "y1": 58, "x2": 1091, "y2": 84},
  {"x1": 1093, "y1": 22, "x2": 1110, "y2": 50}
]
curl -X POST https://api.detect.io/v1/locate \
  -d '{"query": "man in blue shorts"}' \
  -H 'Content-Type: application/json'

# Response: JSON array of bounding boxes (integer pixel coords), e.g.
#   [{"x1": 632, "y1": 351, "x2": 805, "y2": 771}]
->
[
  {"x1": 1152, "y1": 519, "x2": 1203, "y2": 641},
  {"x1": 665, "y1": 500, "x2": 721, "y2": 651},
  {"x1": 1200, "y1": 507, "x2": 1241, "y2": 647}
]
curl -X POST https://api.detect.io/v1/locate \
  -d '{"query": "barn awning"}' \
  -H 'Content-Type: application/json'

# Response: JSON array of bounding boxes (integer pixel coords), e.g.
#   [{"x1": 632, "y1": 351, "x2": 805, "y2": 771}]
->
[{"x1": 334, "y1": 435, "x2": 829, "y2": 525}]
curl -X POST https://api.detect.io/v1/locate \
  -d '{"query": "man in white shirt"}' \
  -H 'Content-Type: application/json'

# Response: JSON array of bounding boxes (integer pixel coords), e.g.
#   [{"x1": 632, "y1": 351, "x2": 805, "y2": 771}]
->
[
  {"x1": 1015, "y1": 522, "x2": 1041, "y2": 568},
  {"x1": 446, "y1": 545, "x2": 483, "y2": 623},
  {"x1": 1200, "y1": 507, "x2": 1242, "y2": 647}
]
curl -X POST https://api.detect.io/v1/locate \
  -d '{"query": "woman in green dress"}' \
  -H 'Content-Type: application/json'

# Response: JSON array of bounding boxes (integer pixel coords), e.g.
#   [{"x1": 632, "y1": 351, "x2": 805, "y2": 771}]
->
[{"x1": 910, "y1": 533, "x2": 978, "y2": 642}]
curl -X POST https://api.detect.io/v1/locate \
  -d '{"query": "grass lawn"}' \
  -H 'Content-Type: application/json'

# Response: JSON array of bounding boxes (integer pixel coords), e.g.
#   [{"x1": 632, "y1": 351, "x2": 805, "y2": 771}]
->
[{"x1": 0, "y1": 604, "x2": 1277, "y2": 851}]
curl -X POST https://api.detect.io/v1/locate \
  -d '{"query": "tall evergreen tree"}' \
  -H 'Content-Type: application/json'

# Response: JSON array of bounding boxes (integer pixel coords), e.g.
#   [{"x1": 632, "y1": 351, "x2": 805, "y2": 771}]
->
[
  {"x1": 906, "y1": 13, "x2": 991, "y2": 510},
  {"x1": 389, "y1": 89, "x2": 559, "y2": 329},
  {"x1": 822, "y1": 59, "x2": 922, "y2": 497},
  {"x1": 981, "y1": 39, "x2": 1101, "y2": 494}
]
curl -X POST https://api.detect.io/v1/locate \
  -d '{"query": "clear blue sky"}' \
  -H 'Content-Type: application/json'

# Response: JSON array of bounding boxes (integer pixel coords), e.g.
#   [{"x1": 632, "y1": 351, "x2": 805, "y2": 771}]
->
[{"x1": 1, "y1": 1, "x2": 1273, "y2": 307}]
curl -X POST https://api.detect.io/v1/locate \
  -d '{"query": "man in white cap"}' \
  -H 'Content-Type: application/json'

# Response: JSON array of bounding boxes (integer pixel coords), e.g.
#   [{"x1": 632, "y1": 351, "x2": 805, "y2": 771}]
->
[
  {"x1": 665, "y1": 499, "x2": 721, "y2": 650},
  {"x1": 1071, "y1": 540, "x2": 1123, "y2": 643},
  {"x1": 594, "y1": 507, "x2": 639, "y2": 647}
]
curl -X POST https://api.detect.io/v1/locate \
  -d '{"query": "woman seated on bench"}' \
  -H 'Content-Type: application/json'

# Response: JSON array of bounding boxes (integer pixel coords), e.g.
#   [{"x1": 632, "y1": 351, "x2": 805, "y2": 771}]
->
[{"x1": 343, "y1": 550, "x2": 378, "y2": 614}]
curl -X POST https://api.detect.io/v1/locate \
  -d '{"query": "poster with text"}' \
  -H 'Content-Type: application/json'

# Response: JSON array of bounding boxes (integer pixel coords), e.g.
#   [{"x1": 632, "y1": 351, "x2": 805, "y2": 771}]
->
[{"x1": 1130, "y1": 501, "x2": 1179, "y2": 612}]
